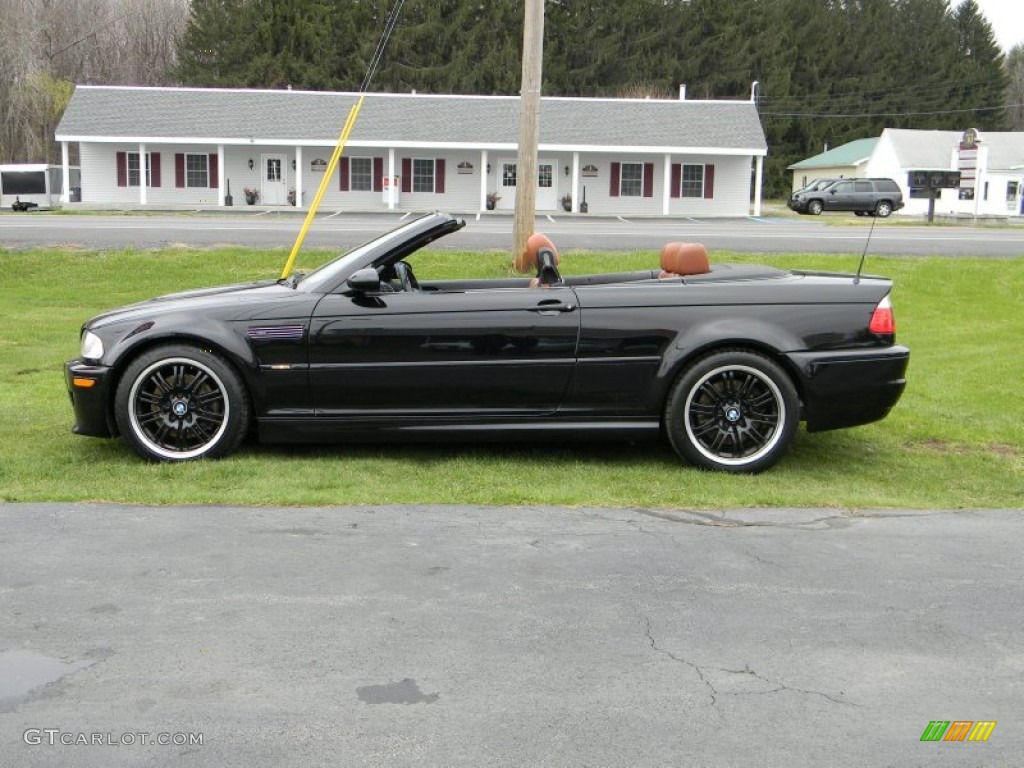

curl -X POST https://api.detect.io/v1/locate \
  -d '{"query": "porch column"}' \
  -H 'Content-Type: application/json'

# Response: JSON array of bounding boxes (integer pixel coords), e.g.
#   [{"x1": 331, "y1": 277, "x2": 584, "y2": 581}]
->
[
  {"x1": 139, "y1": 143, "x2": 147, "y2": 205},
  {"x1": 217, "y1": 144, "x2": 225, "y2": 206},
  {"x1": 662, "y1": 153, "x2": 672, "y2": 216},
  {"x1": 60, "y1": 141, "x2": 70, "y2": 203},
  {"x1": 480, "y1": 150, "x2": 489, "y2": 210},
  {"x1": 295, "y1": 146, "x2": 303, "y2": 210},
  {"x1": 571, "y1": 152, "x2": 579, "y2": 213},
  {"x1": 753, "y1": 155, "x2": 764, "y2": 217},
  {"x1": 388, "y1": 148, "x2": 396, "y2": 210}
]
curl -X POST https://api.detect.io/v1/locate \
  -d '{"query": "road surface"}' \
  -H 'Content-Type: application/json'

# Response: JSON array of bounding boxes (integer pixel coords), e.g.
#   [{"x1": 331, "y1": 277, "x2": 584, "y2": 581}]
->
[{"x1": 2, "y1": 211, "x2": 1023, "y2": 257}]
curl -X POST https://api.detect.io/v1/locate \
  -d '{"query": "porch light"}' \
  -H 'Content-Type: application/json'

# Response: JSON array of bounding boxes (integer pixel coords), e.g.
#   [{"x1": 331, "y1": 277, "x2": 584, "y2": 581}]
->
[{"x1": 248, "y1": 158, "x2": 254, "y2": 170}]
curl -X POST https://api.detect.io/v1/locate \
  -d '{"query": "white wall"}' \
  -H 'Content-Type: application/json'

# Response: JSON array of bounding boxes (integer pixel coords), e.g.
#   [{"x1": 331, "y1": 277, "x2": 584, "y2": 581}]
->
[{"x1": 78, "y1": 142, "x2": 756, "y2": 216}]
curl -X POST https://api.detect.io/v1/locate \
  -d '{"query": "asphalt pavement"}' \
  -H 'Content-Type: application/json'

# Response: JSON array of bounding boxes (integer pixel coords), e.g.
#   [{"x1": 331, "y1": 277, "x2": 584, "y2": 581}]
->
[
  {"x1": 2, "y1": 210, "x2": 1024, "y2": 257},
  {"x1": 1, "y1": 503, "x2": 1021, "y2": 767}
]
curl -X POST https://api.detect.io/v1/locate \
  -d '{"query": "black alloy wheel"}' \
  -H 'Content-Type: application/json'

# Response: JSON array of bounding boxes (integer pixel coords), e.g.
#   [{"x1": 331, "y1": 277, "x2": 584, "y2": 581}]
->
[
  {"x1": 115, "y1": 345, "x2": 249, "y2": 461},
  {"x1": 665, "y1": 350, "x2": 799, "y2": 473}
]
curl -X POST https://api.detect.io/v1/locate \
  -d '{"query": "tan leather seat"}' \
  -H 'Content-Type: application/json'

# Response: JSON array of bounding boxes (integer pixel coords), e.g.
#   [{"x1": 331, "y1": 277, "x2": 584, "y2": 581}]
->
[
  {"x1": 526, "y1": 233, "x2": 563, "y2": 287},
  {"x1": 659, "y1": 242, "x2": 710, "y2": 278}
]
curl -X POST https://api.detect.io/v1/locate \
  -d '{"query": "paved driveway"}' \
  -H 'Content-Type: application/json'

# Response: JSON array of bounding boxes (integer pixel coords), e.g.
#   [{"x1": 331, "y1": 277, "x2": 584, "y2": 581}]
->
[{"x1": 1, "y1": 503, "x2": 1021, "y2": 766}]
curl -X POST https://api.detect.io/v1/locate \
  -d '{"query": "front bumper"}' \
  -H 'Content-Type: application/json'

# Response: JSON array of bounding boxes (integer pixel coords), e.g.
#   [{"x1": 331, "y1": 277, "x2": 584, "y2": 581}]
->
[
  {"x1": 786, "y1": 346, "x2": 910, "y2": 432},
  {"x1": 787, "y1": 199, "x2": 808, "y2": 213},
  {"x1": 65, "y1": 359, "x2": 116, "y2": 438}
]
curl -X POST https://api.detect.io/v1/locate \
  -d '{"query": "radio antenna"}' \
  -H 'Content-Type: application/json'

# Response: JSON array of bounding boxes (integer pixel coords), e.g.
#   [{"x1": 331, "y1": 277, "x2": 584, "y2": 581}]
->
[{"x1": 854, "y1": 212, "x2": 879, "y2": 285}]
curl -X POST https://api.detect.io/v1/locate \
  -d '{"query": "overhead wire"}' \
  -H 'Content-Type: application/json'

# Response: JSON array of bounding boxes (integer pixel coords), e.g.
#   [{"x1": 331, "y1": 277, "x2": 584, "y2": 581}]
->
[{"x1": 280, "y1": 0, "x2": 407, "y2": 279}]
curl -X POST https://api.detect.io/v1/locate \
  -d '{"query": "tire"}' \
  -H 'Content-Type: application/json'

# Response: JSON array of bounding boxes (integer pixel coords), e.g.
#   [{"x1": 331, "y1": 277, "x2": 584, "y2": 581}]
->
[
  {"x1": 664, "y1": 350, "x2": 799, "y2": 473},
  {"x1": 854, "y1": 210, "x2": 866, "y2": 217},
  {"x1": 875, "y1": 201, "x2": 893, "y2": 218},
  {"x1": 807, "y1": 200, "x2": 823, "y2": 216},
  {"x1": 114, "y1": 344, "x2": 250, "y2": 461}
]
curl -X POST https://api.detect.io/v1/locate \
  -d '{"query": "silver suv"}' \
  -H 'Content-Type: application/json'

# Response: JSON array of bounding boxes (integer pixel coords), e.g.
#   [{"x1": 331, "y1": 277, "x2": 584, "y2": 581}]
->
[{"x1": 788, "y1": 178, "x2": 904, "y2": 217}]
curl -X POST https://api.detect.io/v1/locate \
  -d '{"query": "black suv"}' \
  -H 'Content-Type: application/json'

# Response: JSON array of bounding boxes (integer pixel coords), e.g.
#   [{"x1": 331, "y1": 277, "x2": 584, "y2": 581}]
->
[{"x1": 788, "y1": 178, "x2": 904, "y2": 217}]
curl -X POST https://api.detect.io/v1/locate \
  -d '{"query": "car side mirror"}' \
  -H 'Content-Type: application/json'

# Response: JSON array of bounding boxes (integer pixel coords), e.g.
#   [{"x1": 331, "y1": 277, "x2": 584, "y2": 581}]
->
[{"x1": 346, "y1": 267, "x2": 381, "y2": 292}]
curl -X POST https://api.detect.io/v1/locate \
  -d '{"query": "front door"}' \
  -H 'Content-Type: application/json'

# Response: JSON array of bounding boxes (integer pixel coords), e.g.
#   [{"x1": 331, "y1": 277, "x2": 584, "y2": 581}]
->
[
  {"x1": 261, "y1": 154, "x2": 287, "y2": 205},
  {"x1": 498, "y1": 158, "x2": 559, "y2": 211},
  {"x1": 309, "y1": 286, "x2": 579, "y2": 416}
]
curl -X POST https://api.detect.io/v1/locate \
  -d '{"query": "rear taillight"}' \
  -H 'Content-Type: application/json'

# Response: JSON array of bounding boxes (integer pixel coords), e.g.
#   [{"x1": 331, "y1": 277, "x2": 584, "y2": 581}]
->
[{"x1": 869, "y1": 294, "x2": 895, "y2": 335}]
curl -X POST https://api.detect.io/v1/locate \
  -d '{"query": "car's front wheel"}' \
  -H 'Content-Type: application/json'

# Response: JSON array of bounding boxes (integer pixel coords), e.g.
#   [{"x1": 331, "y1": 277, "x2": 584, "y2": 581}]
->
[
  {"x1": 664, "y1": 350, "x2": 799, "y2": 473},
  {"x1": 807, "y1": 200, "x2": 823, "y2": 215},
  {"x1": 875, "y1": 201, "x2": 893, "y2": 217},
  {"x1": 114, "y1": 344, "x2": 250, "y2": 461}
]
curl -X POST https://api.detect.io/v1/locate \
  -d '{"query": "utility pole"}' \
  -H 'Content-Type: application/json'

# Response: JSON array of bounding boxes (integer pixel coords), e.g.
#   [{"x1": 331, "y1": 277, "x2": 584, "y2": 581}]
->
[{"x1": 513, "y1": 0, "x2": 544, "y2": 272}]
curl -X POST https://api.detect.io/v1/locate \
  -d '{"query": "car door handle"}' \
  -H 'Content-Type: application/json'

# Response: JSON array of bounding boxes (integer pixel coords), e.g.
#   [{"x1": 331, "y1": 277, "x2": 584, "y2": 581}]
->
[{"x1": 529, "y1": 301, "x2": 576, "y2": 314}]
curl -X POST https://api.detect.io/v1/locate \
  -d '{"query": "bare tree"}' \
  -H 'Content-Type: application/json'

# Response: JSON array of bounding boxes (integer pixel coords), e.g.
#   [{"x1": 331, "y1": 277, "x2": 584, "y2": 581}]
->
[
  {"x1": 1006, "y1": 44, "x2": 1024, "y2": 132},
  {"x1": 0, "y1": 0, "x2": 188, "y2": 163}
]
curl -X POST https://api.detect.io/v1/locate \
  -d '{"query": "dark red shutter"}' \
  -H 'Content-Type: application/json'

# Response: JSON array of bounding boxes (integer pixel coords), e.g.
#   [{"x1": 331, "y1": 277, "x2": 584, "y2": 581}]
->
[
  {"x1": 339, "y1": 157, "x2": 349, "y2": 191},
  {"x1": 401, "y1": 158, "x2": 412, "y2": 193},
  {"x1": 704, "y1": 164, "x2": 715, "y2": 199},
  {"x1": 150, "y1": 153, "x2": 161, "y2": 188},
  {"x1": 208, "y1": 153, "x2": 218, "y2": 188},
  {"x1": 116, "y1": 152, "x2": 127, "y2": 187},
  {"x1": 434, "y1": 158, "x2": 445, "y2": 194},
  {"x1": 670, "y1": 164, "x2": 681, "y2": 198},
  {"x1": 373, "y1": 157, "x2": 384, "y2": 192},
  {"x1": 643, "y1": 163, "x2": 654, "y2": 197},
  {"x1": 175, "y1": 154, "x2": 185, "y2": 188},
  {"x1": 610, "y1": 162, "x2": 620, "y2": 197}
]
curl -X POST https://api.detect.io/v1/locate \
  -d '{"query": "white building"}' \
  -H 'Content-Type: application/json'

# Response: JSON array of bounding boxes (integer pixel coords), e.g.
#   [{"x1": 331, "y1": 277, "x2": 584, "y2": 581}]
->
[
  {"x1": 790, "y1": 128, "x2": 1024, "y2": 217},
  {"x1": 54, "y1": 85, "x2": 769, "y2": 216}
]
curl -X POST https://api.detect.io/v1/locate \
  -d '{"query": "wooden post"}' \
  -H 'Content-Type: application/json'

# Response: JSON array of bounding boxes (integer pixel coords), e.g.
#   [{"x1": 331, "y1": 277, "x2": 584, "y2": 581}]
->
[{"x1": 513, "y1": 0, "x2": 544, "y2": 272}]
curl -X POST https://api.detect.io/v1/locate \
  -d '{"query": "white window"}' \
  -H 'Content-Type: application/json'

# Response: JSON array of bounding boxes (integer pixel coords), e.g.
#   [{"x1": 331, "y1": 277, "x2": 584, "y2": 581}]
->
[
  {"x1": 351, "y1": 157, "x2": 373, "y2": 191},
  {"x1": 127, "y1": 152, "x2": 151, "y2": 187},
  {"x1": 681, "y1": 164, "x2": 704, "y2": 198},
  {"x1": 413, "y1": 158, "x2": 434, "y2": 193},
  {"x1": 186, "y1": 154, "x2": 208, "y2": 188},
  {"x1": 620, "y1": 163, "x2": 643, "y2": 197}
]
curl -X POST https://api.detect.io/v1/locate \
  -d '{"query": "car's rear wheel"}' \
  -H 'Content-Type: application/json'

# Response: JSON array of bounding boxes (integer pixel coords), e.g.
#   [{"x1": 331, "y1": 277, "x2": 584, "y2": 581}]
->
[
  {"x1": 875, "y1": 201, "x2": 893, "y2": 218},
  {"x1": 664, "y1": 350, "x2": 799, "y2": 473},
  {"x1": 114, "y1": 344, "x2": 249, "y2": 461},
  {"x1": 854, "y1": 210, "x2": 866, "y2": 217},
  {"x1": 807, "y1": 200, "x2": 823, "y2": 215}
]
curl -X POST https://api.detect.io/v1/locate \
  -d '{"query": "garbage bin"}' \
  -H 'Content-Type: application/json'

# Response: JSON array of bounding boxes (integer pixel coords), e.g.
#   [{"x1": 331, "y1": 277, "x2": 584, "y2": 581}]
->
[{"x1": 69, "y1": 187, "x2": 81, "y2": 202}]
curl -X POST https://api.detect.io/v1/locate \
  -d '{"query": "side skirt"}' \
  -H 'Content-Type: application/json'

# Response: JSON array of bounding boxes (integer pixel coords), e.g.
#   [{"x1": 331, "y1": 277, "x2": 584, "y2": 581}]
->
[{"x1": 257, "y1": 417, "x2": 661, "y2": 445}]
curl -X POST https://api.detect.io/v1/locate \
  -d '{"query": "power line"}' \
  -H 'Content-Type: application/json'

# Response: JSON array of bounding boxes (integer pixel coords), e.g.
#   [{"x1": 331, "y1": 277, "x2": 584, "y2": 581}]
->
[{"x1": 760, "y1": 103, "x2": 1018, "y2": 119}]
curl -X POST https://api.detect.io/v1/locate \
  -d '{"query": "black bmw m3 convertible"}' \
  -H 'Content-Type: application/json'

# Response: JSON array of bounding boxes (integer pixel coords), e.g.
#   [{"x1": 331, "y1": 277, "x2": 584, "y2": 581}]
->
[{"x1": 66, "y1": 212, "x2": 908, "y2": 473}]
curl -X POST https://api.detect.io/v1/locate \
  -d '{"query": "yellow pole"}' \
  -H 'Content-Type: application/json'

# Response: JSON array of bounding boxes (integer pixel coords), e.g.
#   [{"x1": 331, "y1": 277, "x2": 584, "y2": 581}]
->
[{"x1": 280, "y1": 93, "x2": 366, "y2": 279}]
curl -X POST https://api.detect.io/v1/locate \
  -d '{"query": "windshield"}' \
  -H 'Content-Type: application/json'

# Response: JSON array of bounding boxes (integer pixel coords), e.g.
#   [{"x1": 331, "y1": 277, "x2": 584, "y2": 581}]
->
[{"x1": 298, "y1": 216, "x2": 439, "y2": 293}]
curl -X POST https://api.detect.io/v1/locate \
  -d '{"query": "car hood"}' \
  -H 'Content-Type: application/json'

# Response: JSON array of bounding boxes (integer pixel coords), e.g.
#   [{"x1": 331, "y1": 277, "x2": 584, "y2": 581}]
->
[{"x1": 86, "y1": 279, "x2": 294, "y2": 328}]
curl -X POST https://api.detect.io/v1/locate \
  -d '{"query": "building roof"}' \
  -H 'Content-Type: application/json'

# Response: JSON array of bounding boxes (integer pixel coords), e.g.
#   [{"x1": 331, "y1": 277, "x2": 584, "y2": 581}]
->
[
  {"x1": 883, "y1": 128, "x2": 1024, "y2": 171},
  {"x1": 788, "y1": 138, "x2": 878, "y2": 170},
  {"x1": 55, "y1": 86, "x2": 767, "y2": 154}
]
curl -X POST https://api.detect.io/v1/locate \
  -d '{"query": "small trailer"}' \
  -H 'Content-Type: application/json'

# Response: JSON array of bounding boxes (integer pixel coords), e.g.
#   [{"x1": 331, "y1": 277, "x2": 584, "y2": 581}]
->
[{"x1": 1, "y1": 164, "x2": 80, "y2": 211}]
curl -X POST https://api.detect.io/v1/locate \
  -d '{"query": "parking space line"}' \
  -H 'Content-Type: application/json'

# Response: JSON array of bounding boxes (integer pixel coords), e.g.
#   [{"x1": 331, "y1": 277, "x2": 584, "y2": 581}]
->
[
  {"x1": 546, "y1": 215, "x2": 556, "y2": 224},
  {"x1": 325, "y1": 210, "x2": 344, "y2": 219},
  {"x1": 617, "y1": 216, "x2": 631, "y2": 224}
]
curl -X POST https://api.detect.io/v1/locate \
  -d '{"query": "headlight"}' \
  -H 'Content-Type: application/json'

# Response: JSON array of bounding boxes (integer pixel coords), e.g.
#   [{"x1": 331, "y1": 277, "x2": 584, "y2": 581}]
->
[{"x1": 81, "y1": 330, "x2": 104, "y2": 360}]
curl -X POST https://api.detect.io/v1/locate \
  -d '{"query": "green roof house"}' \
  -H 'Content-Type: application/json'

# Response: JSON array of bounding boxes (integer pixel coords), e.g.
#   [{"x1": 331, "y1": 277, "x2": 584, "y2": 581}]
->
[{"x1": 788, "y1": 138, "x2": 879, "y2": 193}]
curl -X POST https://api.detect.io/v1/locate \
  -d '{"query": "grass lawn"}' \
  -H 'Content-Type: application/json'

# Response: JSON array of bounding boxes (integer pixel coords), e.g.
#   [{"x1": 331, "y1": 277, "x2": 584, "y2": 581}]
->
[{"x1": 0, "y1": 245, "x2": 1020, "y2": 509}]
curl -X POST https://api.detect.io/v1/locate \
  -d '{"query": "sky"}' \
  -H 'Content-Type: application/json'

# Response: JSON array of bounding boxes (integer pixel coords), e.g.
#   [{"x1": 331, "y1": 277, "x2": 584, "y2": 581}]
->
[{"x1": 972, "y1": 0, "x2": 1024, "y2": 52}]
